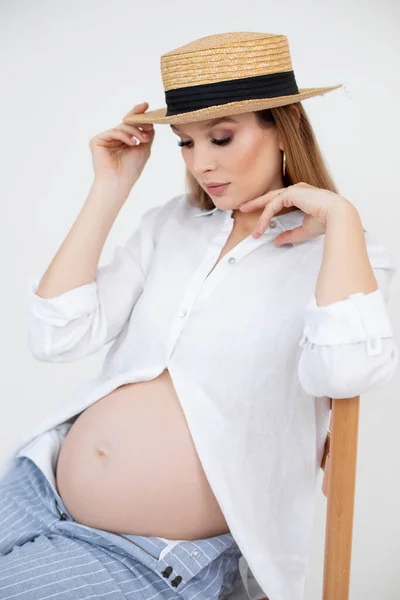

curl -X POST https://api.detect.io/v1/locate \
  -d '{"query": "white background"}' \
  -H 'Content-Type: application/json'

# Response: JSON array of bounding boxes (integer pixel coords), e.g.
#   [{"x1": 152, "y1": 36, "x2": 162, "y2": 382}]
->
[{"x1": 1, "y1": 1, "x2": 399, "y2": 598}]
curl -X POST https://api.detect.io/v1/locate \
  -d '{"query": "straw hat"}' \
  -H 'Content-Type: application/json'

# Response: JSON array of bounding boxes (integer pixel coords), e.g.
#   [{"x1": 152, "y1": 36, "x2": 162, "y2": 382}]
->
[{"x1": 121, "y1": 32, "x2": 342, "y2": 125}]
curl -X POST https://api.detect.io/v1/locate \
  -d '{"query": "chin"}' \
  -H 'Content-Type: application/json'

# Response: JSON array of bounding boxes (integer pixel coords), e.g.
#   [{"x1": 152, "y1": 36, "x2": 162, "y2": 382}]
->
[
  {"x1": 212, "y1": 195, "x2": 239, "y2": 209},
  {"x1": 214, "y1": 202, "x2": 237, "y2": 212}
]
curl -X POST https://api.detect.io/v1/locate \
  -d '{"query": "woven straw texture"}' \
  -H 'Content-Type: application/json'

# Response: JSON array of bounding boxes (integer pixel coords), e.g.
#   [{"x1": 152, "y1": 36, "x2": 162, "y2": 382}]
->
[{"x1": 122, "y1": 32, "x2": 342, "y2": 125}]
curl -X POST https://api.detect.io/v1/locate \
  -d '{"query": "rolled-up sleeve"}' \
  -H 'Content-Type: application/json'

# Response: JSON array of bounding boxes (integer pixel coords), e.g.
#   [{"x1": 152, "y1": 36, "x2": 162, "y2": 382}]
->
[
  {"x1": 297, "y1": 235, "x2": 399, "y2": 399},
  {"x1": 27, "y1": 202, "x2": 165, "y2": 362}
]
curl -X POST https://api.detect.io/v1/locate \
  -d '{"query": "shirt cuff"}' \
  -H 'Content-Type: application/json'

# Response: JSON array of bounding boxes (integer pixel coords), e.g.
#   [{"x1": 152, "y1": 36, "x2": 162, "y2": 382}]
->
[
  {"x1": 299, "y1": 288, "x2": 394, "y2": 356},
  {"x1": 28, "y1": 277, "x2": 99, "y2": 325}
]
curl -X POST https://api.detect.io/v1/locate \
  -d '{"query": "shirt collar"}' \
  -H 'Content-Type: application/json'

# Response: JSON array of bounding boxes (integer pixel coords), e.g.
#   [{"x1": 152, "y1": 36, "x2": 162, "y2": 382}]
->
[{"x1": 194, "y1": 207, "x2": 220, "y2": 217}]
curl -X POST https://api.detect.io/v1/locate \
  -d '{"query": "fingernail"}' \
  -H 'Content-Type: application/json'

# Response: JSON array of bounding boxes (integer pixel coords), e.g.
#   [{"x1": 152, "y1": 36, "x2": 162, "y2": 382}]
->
[{"x1": 131, "y1": 136, "x2": 139, "y2": 144}]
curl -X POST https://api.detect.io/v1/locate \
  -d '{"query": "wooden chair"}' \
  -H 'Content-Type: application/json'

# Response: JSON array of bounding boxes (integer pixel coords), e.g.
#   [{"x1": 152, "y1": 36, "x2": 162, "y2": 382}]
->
[{"x1": 320, "y1": 395, "x2": 360, "y2": 600}]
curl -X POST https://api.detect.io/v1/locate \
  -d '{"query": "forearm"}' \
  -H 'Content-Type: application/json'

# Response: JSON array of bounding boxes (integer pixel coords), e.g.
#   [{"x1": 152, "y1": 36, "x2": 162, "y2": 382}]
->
[
  {"x1": 36, "y1": 178, "x2": 129, "y2": 298},
  {"x1": 315, "y1": 200, "x2": 378, "y2": 307}
]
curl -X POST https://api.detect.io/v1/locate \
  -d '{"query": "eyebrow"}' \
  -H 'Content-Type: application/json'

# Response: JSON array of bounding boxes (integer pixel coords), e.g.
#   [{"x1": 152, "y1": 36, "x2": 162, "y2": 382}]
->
[{"x1": 170, "y1": 117, "x2": 238, "y2": 132}]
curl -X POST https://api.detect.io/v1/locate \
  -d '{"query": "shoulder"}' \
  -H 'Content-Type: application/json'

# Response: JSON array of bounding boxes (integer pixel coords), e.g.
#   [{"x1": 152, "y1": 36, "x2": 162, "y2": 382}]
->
[
  {"x1": 144, "y1": 192, "x2": 186, "y2": 219},
  {"x1": 149, "y1": 192, "x2": 206, "y2": 231},
  {"x1": 139, "y1": 192, "x2": 189, "y2": 235},
  {"x1": 305, "y1": 228, "x2": 396, "y2": 270},
  {"x1": 307, "y1": 228, "x2": 397, "y2": 302}
]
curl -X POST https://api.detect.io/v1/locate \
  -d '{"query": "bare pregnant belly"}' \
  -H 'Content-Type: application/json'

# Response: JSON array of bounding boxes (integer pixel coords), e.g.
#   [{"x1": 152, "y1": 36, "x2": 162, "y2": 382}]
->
[{"x1": 55, "y1": 369, "x2": 229, "y2": 540}]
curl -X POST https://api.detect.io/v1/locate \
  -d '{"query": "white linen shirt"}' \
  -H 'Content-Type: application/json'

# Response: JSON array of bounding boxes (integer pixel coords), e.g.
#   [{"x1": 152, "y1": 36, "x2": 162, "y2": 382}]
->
[{"x1": 2, "y1": 192, "x2": 398, "y2": 600}]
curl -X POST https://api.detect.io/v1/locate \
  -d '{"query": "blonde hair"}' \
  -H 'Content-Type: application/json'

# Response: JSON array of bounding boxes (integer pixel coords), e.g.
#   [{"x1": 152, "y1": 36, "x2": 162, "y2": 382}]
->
[{"x1": 184, "y1": 102, "x2": 339, "y2": 210}]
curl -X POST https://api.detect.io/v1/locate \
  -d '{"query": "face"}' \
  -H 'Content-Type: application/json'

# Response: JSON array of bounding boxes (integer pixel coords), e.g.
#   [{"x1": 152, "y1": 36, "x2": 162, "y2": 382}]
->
[{"x1": 170, "y1": 112, "x2": 285, "y2": 212}]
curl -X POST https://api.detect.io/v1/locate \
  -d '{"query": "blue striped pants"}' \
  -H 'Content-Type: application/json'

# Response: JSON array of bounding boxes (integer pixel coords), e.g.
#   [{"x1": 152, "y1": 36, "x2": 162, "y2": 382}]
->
[{"x1": 0, "y1": 456, "x2": 242, "y2": 599}]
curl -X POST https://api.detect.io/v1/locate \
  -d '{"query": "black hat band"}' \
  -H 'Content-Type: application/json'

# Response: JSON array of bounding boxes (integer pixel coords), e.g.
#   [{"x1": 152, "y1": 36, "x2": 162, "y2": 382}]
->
[{"x1": 165, "y1": 70, "x2": 300, "y2": 116}]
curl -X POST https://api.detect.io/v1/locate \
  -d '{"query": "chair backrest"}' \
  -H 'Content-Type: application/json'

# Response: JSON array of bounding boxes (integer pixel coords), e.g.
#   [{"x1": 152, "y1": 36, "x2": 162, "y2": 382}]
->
[{"x1": 320, "y1": 396, "x2": 360, "y2": 600}]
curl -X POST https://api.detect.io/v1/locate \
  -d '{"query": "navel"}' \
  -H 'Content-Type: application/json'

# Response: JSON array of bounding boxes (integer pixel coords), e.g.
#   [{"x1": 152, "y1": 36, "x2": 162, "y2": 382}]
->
[{"x1": 94, "y1": 446, "x2": 108, "y2": 457}]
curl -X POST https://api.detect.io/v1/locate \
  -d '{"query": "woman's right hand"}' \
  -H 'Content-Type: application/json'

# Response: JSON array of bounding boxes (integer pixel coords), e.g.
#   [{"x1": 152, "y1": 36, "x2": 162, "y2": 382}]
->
[{"x1": 89, "y1": 102, "x2": 155, "y2": 192}]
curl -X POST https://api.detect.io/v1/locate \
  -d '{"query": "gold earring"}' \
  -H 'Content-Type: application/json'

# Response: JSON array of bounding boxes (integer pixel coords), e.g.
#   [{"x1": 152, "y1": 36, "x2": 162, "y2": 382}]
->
[{"x1": 282, "y1": 151, "x2": 286, "y2": 177}]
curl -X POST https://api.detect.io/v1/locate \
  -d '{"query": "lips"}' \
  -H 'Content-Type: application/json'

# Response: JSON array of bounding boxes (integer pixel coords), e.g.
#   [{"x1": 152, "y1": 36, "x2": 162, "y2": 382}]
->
[{"x1": 205, "y1": 183, "x2": 230, "y2": 194}]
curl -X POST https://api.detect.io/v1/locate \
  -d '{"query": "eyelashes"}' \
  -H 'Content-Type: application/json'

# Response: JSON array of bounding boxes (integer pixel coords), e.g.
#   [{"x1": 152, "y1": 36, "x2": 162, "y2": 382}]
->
[{"x1": 177, "y1": 137, "x2": 232, "y2": 148}]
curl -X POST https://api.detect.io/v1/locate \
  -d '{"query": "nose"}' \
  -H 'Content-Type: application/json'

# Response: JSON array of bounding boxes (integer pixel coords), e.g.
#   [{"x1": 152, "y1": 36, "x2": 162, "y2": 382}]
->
[{"x1": 191, "y1": 145, "x2": 217, "y2": 176}]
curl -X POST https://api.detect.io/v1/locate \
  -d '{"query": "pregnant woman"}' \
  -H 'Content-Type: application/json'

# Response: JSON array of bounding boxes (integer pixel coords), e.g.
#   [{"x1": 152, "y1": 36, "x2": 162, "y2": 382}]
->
[{"x1": 0, "y1": 32, "x2": 397, "y2": 600}]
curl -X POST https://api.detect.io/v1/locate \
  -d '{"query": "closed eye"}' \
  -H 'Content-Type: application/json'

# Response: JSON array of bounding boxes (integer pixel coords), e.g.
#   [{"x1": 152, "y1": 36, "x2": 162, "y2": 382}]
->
[{"x1": 177, "y1": 137, "x2": 232, "y2": 148}]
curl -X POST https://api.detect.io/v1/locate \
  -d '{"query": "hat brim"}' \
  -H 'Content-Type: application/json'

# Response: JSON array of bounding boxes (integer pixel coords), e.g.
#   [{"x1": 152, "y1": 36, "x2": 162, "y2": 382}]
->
[{"x1": 122, "y1": 84, "x2": 343, "y2": 125}]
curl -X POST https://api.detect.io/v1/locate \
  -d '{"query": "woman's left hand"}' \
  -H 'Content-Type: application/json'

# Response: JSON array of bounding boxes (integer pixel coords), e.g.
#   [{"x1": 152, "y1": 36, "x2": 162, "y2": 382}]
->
[{"x1": 238, "y1": 182, "x2": 352, "y2": 246}]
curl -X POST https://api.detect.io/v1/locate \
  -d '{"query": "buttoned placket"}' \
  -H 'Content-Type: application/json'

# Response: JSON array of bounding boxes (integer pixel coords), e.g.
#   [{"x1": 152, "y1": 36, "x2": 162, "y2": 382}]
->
[
  {"x1": 165, "y1": 210, "x2": 281, "y2": 360},
  {"x1": 157, "y1": 537, "x2": 236, "y2": 591}
]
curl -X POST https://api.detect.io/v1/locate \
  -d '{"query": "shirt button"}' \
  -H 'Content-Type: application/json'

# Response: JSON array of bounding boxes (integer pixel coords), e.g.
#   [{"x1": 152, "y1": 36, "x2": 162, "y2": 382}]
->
[
  {"x1": 367, "y1": 337, "x2": 382, "y2": 355},
  {"x1": 191, "y1": 549, "x2": 200, "y2": 557},
  {"x1": 269, "y1": 220, "x2": 277, "y2": 229},
  {"x1": 299, "y1": 334, "x2": 308, "y2": 347},
  {"x1": 228, "y1": 257, "x2": 236, "y2": 264},
  {"x1": 179, "y1": 308, "x2": 187, "y2": 318}
]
